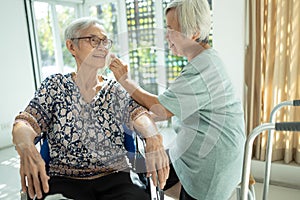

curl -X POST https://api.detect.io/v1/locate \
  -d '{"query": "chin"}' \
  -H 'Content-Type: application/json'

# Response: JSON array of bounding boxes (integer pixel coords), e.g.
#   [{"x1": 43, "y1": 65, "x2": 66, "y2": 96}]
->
[
  {"x1": 171, "y1": 51, "x2": 180, "y2": 57},
  {"x1": 93, "y1": 58, "x2": 106, "y2": 65},
  {"x1": 169, "y1": 47, "x2": 179, "y2": 57}
]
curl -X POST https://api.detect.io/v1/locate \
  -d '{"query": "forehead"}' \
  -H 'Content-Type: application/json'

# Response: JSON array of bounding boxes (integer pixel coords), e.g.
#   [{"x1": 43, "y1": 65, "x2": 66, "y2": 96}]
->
[
  {"x1": 166, "y1": 8, "x2": 180, "y2": 29},
  {"x1": 80, "y1": 24, "x2": 107, "y2": 37}
]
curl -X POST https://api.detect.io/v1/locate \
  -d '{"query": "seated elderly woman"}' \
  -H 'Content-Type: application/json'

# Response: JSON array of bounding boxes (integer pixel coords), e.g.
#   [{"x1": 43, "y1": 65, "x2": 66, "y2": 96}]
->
[{"x1": 12, "y1": 17, "x2": 169, "y2": 200}]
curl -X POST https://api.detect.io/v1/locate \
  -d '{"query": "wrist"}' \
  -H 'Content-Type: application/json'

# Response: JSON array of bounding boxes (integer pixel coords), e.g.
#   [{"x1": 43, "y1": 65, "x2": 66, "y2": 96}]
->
[
  {"x1": 12, "y1": 121, "x2": 38, "y2": 146},
  {"x1": 14, "y1": 112, "x2": 41, "y2": 135},
  {"x1": 144, "y1": 134, "x2": 165, "y2": 154},
  {"x1": 118, "y1": 75, "x2": 129, "y2": 85},
  {"x1": 119, "y1": 79, "x2": 139, "y2": 96},
  {"x1": 14, "y1": 142, "x2": 36, "y2": 155}
]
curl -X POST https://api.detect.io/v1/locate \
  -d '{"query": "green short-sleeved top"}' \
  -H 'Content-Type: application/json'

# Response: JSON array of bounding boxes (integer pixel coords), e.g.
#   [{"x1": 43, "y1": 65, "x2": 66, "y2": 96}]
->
[{"x1": 158, "y1": 49, "x2": 246, "y2": 199}]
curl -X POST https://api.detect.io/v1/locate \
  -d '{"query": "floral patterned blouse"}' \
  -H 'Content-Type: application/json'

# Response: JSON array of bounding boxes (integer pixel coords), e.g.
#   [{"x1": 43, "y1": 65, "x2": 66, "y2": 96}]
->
[{"x1": 23, "y1": 73, "x2": 143, "y2": 179}]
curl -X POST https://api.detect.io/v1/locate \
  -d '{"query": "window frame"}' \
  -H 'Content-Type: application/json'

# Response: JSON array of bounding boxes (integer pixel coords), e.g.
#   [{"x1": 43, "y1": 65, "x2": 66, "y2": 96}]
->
[
  {"x1": 25, "y1": 0, "x2": 83, "y2": 88},
  {"x1": 25, "y1": 0, "x2": 213, "y2": 93}
]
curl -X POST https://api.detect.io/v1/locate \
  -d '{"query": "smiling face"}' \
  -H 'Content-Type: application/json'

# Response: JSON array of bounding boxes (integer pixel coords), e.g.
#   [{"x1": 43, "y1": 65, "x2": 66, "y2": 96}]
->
[
  {"x1": 165, "y1": 8, "x2": 182, "y2": 56},
  {"x1": 166, "y1": 8, "x2": 194, "y2": 57},
  {"x1": 67, "y1": 24, "x2": 109, "y2": 70}
]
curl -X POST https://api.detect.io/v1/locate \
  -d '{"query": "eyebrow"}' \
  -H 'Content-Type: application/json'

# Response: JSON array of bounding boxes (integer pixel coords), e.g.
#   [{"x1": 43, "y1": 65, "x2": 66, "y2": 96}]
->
[{"x1": 89, "y1": 34, "x2": 107, "y2": 40}]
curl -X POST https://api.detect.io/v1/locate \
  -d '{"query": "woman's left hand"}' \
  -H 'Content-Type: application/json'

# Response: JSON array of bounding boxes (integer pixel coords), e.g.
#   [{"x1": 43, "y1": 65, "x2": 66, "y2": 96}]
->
[{"x1": 144, "y1": 134, "x2": 170, "y2": 190}]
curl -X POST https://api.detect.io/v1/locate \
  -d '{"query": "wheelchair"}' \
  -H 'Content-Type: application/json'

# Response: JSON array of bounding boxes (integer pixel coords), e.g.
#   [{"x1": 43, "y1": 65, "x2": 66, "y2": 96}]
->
[{"x1": 20, "y1": 124, "x2": 164, "y2": 200}]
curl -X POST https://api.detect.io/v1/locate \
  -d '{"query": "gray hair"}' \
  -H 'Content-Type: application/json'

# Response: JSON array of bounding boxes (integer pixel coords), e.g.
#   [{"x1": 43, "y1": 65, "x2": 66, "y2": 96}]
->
[
  {"x1": 64, "y1": 17, "x2": 104, "y2": 44},
  {"x1": 165, "y1": 0, "x2": 211, "y2": 41}
]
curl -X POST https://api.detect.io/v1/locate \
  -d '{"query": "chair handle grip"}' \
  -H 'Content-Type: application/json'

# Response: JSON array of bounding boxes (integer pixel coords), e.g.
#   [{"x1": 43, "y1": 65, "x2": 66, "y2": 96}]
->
[
  {"x1": 275, "y1": 122, "x2": 300, "y2": 131},
  {"x1": 293, "y1": 100, "x2": 300, "y2": 106}
]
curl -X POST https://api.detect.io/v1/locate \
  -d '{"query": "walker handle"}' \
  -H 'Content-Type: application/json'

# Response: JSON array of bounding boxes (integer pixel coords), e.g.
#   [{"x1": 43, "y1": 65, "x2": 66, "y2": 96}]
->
[
  {"x1": 293, "y1": 100, "x2": 300, "y2": 106},
  {"x1": 275, "y1": 122, "x2": 300, "y2": 131}
]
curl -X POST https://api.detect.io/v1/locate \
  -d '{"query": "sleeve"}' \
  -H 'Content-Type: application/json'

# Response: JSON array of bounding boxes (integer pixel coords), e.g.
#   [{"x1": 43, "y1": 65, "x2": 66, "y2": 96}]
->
[
  {"x1": 158, "y1": 66, "x2": 211, "y2": 121},
  {"x1": 113, "y1": 82, "x2": 147, "y2": 128},
  {"x1": 21, "y1": 75, "x2": 59, "y2": 133}
]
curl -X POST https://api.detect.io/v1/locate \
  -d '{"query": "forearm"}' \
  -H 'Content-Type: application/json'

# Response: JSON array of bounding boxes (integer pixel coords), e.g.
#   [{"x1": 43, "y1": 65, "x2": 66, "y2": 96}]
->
[
  {"x1": 133, "y1": 113, "x2": 160, "y2": 138},
  {"x1": 133, "y1": 113, "x2": 165, "y2": 162},
  {"x1": 119, "y1": 79, "x2": 157, "y2": 108},
  {"x1": 120, "y1": 79, "x2": 173, "y2": 120},
  {"x1": 110, "y1": 56, "x2": 173, "y2": 119},
  {"x1": 133, "y1": 113, "x2": 169, "y2": 189}
]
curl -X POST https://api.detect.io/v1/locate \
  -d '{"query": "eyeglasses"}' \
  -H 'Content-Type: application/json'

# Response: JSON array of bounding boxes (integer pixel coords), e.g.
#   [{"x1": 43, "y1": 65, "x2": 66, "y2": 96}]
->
[{"x1": 71, "y1": 36, "x2": 113, "y2": 49}]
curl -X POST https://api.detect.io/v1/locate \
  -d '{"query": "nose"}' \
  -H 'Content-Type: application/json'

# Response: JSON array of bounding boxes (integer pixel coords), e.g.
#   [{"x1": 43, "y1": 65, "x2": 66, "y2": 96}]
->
[
  {"x1": 96, "y1": 41, "x2": 106, "y2": 50},
  {"x1": 165, "y1": 30, "x2": 170, "y2": 40},
  {"x1": 165, "y1": 29, "x2": 170, "y2": 39}
]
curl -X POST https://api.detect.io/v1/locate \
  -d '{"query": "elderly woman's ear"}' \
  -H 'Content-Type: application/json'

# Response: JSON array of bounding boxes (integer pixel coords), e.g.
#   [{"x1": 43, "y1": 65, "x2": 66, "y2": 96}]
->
[
  {"x1": 66, "y1": 39, "x2": 76, "y2": 57},
  {"x1": 192, "y1": 31, "x2": 200, "y2": 41}
]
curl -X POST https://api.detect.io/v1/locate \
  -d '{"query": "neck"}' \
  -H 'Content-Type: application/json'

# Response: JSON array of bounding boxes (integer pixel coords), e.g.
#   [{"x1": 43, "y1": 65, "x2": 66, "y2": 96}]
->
[
  {"x1": 73, "y1": 67, "x2": 103, "y2": 103},
  {"x1": 75, "y1": 67, "x2": 100, "y2": 90},
  {"x1": 186, "y1": 42, "x2": 210, "y2": 62}
]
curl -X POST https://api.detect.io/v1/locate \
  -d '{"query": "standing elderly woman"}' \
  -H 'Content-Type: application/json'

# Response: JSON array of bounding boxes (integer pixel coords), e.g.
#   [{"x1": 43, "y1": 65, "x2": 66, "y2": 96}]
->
[
  {"x1": 110, "y1": 0, "x2": 245, "y2": 199},
  {"x1": 12, "y1": 17, "x2": 169, "y2": 200}
]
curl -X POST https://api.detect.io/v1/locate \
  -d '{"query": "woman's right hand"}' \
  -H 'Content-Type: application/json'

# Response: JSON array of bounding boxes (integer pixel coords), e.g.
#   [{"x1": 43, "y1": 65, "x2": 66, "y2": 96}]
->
[
  {"x1": 16, "y1": 142, "x2": 49, "y2": 199},
  {"x1": 109, "y1": 56, "x2": 129, "y2": 83},
  {"x1": 13, "y1": 121, "x2": 49, "y2": 199}
]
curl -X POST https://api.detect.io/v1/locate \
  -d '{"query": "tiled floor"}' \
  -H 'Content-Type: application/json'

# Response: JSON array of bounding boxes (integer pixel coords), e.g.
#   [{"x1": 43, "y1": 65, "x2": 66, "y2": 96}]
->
[
  {"x1": 1, "y1": 145, "x2": 300, "y2": 200},
  {"x1": 0, "y1": 146, "x2": 20, "y2": 200},
  {"x1": 164, "y1": 183, "x2": 300, "y2": 200},
  {"x1": 228, "y1": 183, "x2": 300, "y2": 200}
]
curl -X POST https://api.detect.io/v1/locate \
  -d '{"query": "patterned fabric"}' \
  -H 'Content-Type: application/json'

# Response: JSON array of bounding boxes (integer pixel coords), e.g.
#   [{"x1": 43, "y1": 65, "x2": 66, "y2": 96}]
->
[
  {"x1": 23, "y1": 73, "x2": 143, "y2": 178},
  {"x1": 15, "y1": 112, "x2": 41, "y2": 134}
]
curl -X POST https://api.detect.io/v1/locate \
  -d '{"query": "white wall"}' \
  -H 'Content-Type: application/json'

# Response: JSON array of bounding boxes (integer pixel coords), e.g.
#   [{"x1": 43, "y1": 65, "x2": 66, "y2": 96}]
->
[
  {"x1": 213, "y1": 0, "x2": 245, "y2": 101},
  {"x1": 0, "y1": 1, "x2": 35, "y2": 148},
  {"x1": 252, "y1": 160, "x2": 300, "y2": 189}
]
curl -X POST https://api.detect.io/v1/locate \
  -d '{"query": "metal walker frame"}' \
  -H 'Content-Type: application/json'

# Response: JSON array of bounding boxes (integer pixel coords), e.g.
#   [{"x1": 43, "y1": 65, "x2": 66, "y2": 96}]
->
[{"x1": 240, "y1": 100, "x2": 300, "y2": 200}]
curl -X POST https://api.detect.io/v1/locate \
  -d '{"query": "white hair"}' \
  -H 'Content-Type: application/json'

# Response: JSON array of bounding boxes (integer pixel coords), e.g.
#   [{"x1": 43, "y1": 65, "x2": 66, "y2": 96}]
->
[
  {"x1": 64, "y1": 17, "x2": 104, "y2": 44},
  {"x1": 165, "y1": 0, "x2": 211, "y2": 41}
]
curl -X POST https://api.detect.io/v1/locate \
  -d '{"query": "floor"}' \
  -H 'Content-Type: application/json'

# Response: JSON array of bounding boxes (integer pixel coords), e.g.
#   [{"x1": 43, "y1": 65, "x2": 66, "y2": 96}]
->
[
  {"x1": 164, "y1": 183, "x2": 300, "y2": 200},
  {"x1": 1, "y1": 145, "x2": 300, "y2": 200},
  {"x1": 0, "y1": 146, "x2": 20, "y2": 200}
]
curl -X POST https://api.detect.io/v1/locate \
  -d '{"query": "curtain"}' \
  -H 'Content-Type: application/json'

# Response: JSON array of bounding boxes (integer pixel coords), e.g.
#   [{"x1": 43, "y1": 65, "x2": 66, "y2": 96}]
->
[{"x1": 245, "y1": 0, "x2": 300, "y2": 164}]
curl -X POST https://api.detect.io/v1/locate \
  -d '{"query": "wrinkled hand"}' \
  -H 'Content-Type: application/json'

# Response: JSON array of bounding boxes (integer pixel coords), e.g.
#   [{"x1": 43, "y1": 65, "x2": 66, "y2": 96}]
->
[
  {"x1": 109, "y1": 56, "x2": 129, "y2": 83},
  {"x1": 144, "y1": 134, "x2": 169, "y2": 189},
  {"x1": 15, "y1": 143, "x2": 49, "y2": 199}
]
